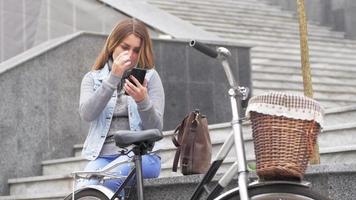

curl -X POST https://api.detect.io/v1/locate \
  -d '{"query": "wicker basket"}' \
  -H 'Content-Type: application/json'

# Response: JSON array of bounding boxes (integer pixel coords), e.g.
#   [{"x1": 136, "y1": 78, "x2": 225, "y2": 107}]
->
[{"x1": 246, "y1": 92, "x2": 324, "y2": 180}]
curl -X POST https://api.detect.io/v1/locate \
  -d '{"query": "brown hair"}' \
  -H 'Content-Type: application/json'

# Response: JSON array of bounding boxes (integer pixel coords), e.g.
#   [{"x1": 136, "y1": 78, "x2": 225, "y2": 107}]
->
[{"x1": 92, "y1": 18, "x2": 155, "y2": 70}]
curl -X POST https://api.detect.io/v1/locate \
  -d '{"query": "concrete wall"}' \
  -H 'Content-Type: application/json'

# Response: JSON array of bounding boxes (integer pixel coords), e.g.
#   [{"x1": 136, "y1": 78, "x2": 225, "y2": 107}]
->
[
  {"x1": 265, "y1": 0, "x2": 356, "y2": 39},
  {"x1": 154, "y1": 39, "x2": 251, "y2": 130},
  {"x1": 0, "y1": 33, "x2": 102, "y2": 194},
  {"x1": 0, "y1": 0, "x2": 163, "y2": 63},
  {"x1": 0, "y1": 33, "x2": 250, "y2": 194}
]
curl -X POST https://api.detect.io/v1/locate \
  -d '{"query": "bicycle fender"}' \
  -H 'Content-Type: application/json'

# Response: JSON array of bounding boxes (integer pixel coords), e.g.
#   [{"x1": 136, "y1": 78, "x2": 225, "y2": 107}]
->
[
  {"x1": 85, "y1": 185, "x2": 115, "y2": 198},
  {"x1": 63, "y1": 185, "x2": 114, "y2": 200}
]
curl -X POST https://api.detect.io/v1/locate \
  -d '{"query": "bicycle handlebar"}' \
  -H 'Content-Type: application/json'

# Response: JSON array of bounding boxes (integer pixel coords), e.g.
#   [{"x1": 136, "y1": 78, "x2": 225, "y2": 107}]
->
[{"x1": 189, "y1": 40, "x2": 218, "y2": 58}]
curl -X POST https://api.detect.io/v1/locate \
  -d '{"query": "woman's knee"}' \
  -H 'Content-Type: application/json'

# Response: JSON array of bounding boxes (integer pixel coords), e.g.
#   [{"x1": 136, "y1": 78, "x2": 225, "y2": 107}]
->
[
  {"x1": 142, "y1": 154, "x2": 161, "y2": 178},
  {"x1": 84, "y1": 157, "x2": 110, "y2": 171}
]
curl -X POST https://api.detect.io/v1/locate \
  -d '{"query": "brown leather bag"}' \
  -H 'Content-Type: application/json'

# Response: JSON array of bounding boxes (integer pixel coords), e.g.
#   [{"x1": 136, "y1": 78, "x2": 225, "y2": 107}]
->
[{"x1": 172, "y1": 110, "x2": 212, "y2": 175}]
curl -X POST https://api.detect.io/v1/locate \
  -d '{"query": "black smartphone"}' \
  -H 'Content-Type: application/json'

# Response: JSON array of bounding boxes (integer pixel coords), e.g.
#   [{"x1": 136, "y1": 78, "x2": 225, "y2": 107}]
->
[
  {"x1": 128, "y1": 68, "x2": 146, "y2": 86},
  {"x1": 124, "y1": 68, "x2": 146, "y2": 94}
]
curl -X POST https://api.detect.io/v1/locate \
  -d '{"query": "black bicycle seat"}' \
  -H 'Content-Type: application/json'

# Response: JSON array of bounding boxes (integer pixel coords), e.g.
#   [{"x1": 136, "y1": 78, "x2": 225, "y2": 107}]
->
[{"x1": 113, "y1": 129, "x2": 163, "y2": 148}]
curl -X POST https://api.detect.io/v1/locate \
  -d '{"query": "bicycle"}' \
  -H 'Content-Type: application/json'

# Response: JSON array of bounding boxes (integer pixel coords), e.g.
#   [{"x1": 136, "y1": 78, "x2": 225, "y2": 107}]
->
[
  {"x1": 186, "y1": 40, "x2": 329, "y2": 200},
  {"x1": 65, "y1": 40, "x2": 330, "y2": 200}
]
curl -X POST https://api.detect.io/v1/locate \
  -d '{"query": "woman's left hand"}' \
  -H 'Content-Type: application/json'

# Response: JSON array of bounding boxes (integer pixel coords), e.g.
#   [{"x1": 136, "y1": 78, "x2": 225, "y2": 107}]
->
[{"x1": 124, "y1": 75, "x2": 148, "y2": 102}]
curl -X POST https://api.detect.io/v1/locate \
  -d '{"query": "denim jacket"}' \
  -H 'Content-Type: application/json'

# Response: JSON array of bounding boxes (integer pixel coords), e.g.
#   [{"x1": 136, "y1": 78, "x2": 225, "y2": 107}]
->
[{"x1": 81, "y1": 64, "x2": 160, "y2": 160}]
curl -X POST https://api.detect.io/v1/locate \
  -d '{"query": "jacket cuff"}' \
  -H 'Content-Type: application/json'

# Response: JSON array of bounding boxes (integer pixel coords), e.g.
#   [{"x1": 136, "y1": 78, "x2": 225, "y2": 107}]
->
[
  {"x1": 137, "y1": 96, "x2": 151, "y2": 111},
  {"x1": 104, "y1": 73, "x2": 121, "y2": 90}
]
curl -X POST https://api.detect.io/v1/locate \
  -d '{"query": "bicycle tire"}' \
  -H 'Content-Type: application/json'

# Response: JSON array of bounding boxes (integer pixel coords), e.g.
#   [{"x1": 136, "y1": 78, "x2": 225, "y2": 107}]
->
[
  {"x1": 64, "y1": 188, "x2": 110, "y2": 200},
  {"x1": 216, "y1": 184, "x2": 330, "y2": 200}
]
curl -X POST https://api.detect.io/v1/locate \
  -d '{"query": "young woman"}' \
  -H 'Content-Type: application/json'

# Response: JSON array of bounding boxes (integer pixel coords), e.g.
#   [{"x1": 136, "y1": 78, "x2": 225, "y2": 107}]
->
[{"x1": 78, "y1": 18, "x2": 165, "y2": 192}]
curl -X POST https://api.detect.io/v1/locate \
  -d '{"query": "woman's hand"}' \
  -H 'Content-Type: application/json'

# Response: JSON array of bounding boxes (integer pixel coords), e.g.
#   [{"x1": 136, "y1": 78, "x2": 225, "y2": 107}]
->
[
  {"x1": 124, "y1": 76, "x2": 148, "y2": 102},
  {"x1": 111, "y1": 51, "x2": 132, "y2": 77}
]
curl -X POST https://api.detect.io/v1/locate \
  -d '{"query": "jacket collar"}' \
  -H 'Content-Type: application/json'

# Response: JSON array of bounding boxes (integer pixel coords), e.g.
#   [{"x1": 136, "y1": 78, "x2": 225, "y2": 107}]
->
[{"x1": 97, "y1": 63, "x2": 110, "y2": 81}]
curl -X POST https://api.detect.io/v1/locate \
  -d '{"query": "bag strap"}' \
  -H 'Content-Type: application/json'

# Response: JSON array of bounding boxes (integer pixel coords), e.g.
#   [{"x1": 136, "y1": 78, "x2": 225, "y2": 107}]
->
[
  {"x1": 172, "y1": 146, "x2": 181, "y2": 172},
  {"x1": 181, "y1": 114, "x2": 199, "y2": 173},
  {"x1": 172, "y1": 124, "x2": 182, "y2": 147},
  {"x1": 172, "y1": 125, "x2": 183, "y2": 172},
  {"x1": 172, "y1": 114, "x2": 189, "y2": 172}
]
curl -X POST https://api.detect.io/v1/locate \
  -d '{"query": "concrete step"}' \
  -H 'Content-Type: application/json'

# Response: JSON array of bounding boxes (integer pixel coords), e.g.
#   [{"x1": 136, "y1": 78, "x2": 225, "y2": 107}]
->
[
  {"x1": 252, "y1": 72, "x2": 356, "y2": 87},
  {"x1": 251, "y1": 60, "x2": 356, "y2": 72},
  {"x1": 251, "y1": 71, "x2": 356, "y2": 105},
  {"x1": 0, "y1": 193, "x2": 65, "y2": 200},
  {"x1": 148, "y1": 0, "x2": 293, "y2": 16},
  {"x1": 252, "y1": 46, "x2": 356, "y2": 59},
  {"x1": 320, "y1": 145, "x2": 356, "y2": 164},
  {"x1": 7, "y1": 175, "x2": 72, "y2": 196},
  {"x1": 155, "y1": 0, "x2": 280, "y2": 9},
  {"x1": 252, "y1": 59, "x2": 356, "y2": 72},
  {"x1": 253, "y1": 59, "x2": 356, "y2": 72},
  {"x1": 42, "y1": 157, "x2": 87, "y2": 176},
  {"x1": 319, "y1": 122, "x2": 356, "y2": 148},
  {"x1": 218, "y1": 32, "x2": 356, "y2": 49},
  {"x1": 252, "y1": 80, "x2": 356, "y2": 97},
  {"x1": 252, "y1": 80, "x2": 356, "y2": 98},
  {"x1": 191, "y1": 21, "x2": 346, "y2": 41},
  {"x1": 242, "y1": 39, "x2": 356, "y2": 54},
  {"x1": 164, "y1": 8, "x2": 297, "y2": 24},
  {"x1": 324, "y1": 105, "x2": 356, "y2": 126},
  {"x1": 252, "y1": 82, "x2": 356, "y2": 99},
  {"x1": 252, "y1": 64, "x2": 356, "y2": 78},
  {"x1": 186, "y1": 15, "x2": 343, "y2": 36},
  {"x1": 251, "y1": 52, "x2": 356, "y2": 66}
]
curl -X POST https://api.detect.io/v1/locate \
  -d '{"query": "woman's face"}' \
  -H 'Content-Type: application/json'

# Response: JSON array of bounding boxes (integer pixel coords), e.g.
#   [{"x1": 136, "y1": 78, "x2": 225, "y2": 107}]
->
[{"x1": 112, "y1": 33, "x2": 142, "y2": 67}]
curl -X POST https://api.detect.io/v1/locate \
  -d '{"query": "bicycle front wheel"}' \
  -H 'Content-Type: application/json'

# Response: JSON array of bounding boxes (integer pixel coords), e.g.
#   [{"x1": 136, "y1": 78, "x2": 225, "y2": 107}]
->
[
  {"x1": 216, "y1": 184, "x2": 330, "y2": 200},
  {"x1": 64, "y1": 188, "x2": 110, "y2": 200}
]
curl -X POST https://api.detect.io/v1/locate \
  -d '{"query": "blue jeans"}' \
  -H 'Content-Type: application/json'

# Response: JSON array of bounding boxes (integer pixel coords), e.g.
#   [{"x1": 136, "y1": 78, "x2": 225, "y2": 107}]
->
[{"x1": 76, "y1": 154, "x2": 161, "y2": 192}]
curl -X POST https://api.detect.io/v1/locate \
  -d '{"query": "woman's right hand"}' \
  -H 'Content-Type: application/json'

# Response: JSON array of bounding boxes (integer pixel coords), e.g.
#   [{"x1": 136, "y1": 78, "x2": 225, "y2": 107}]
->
[{"x1": 111, "y1": 51, "x2": 132, "y2": 77}]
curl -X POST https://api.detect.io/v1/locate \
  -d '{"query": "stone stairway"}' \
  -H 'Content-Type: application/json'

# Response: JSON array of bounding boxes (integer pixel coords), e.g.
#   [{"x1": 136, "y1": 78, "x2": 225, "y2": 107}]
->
[
  {"x1": 146, "y1": 0, "x2": 356, "y2": 108},
  {"x1": 2, "y1": 0, "x2": 356, "y2": 199}
]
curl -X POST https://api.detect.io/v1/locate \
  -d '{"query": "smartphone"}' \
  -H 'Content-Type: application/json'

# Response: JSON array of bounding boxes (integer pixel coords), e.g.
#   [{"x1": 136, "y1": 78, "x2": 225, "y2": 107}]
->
[{"x1": 124, "y1": 68, "x2": 147, "y2": 94}]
